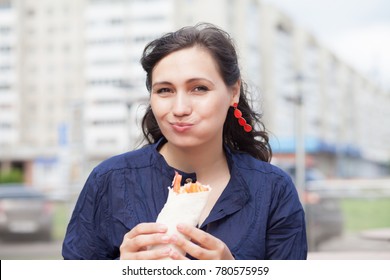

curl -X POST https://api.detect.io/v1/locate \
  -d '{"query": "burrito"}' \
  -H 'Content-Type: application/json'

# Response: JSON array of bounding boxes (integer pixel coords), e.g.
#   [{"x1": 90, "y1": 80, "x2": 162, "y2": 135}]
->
[{"x1": 153, "y1": 171, "x2": 211, "y2": 258}]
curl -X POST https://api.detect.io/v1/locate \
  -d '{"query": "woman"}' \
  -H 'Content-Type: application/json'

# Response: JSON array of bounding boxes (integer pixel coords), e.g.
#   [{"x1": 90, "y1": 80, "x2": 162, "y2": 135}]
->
[{"x1": 62, "y1": 23, "x2": 307, "y2": 260}]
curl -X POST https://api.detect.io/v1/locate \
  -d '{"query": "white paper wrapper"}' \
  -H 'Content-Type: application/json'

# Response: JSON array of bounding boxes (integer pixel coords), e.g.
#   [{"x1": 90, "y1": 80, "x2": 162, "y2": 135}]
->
[{"x1": 152, "y1": 187, "x2": 211, "y2": 258}]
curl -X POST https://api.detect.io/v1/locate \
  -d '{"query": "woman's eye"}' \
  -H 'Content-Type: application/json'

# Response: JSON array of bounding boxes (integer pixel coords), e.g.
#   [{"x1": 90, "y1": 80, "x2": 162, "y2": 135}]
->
[
  {"x1": 156, "y1": 88, "x2": 172, "y2": 94},
  {"x1": 193, "y1": 86, "x2": 209, "y2": 92}
]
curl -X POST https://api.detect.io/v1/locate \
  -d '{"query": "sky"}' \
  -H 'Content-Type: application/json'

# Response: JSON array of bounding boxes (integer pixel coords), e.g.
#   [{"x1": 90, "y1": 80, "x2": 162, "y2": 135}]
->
[{"x1": 263, "y1": 0, "x2": 390, "y2": 91}]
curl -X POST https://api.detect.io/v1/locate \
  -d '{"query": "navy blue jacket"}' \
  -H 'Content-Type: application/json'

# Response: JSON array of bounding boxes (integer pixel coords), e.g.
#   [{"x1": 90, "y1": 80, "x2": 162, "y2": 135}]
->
[{"x1": 62, "y1": 139, "x2": 307, "y2": 259}]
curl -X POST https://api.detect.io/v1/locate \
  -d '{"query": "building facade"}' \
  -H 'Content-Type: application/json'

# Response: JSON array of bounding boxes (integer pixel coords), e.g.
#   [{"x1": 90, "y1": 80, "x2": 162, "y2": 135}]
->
[
  {"x1": 0, "y1": 0, "x2": 389, "y2": 193},
  {"x1": 0, "y1": 1, "x2": 19, "y2": 157}
]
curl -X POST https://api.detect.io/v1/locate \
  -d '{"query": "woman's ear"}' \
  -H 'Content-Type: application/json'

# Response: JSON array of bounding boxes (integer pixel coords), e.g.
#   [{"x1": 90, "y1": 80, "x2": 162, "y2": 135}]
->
[{"x1": 230, "y1": 79, "x2": 241, "y2": 105}]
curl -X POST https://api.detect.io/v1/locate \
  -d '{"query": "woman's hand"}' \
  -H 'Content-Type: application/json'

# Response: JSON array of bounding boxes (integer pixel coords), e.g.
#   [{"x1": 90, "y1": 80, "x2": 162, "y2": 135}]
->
[
  {"x1": 119, "y1": 223, "x2": 174, "y2": 260},
  {"x1": 169, "y1": 223, "x2": 235, "y2": 260}
]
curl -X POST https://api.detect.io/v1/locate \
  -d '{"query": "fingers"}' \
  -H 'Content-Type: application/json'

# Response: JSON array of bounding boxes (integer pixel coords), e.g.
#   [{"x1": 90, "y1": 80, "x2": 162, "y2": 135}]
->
[
  {"x1": 126, "y1": 223, "x2": 168, "y2": 239},
  {"x1": 173, "y1": 223, "x2": 234, "y2": 260},
  {"x1": 176, "y1": 223, "x2": 216, "y2": 250},
  {"x1": 120, "y1": 245, "x2": 173, "y2": 260},
  {"x1": 120, "y1": 222, "x2": 233, "y2": 260},
  {"x1": 123, "y1": 232, "x2": 170, "y2": 250},
  {"x1": 121, "y1": 223, "x2": 168, "y2": 251},
  {"x1": 120, "y1": 223, "x2": 172, "y2": 260}
]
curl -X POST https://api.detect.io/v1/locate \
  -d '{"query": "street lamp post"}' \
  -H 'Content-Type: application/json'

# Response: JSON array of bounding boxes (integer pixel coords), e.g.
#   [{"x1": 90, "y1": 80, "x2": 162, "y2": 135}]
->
[
  {"x1": 295, "y1": 73, "x2": 306, "y2": 202},
  {"x1": 285, "y1": 73, "x2": 306, "y2": 202}
]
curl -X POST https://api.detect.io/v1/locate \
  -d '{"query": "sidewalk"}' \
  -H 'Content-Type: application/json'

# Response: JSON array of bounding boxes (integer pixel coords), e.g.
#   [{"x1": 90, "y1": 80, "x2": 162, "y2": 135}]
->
[
  {"x1": 308, "y1": 251, "x2": 390, "y2": 259},
  {"x1": 360, "y1": 228, "x2": 390, "y2": 242},
  {"x1": 307, "y1": 232, "x2": 390, "y2": 260}
]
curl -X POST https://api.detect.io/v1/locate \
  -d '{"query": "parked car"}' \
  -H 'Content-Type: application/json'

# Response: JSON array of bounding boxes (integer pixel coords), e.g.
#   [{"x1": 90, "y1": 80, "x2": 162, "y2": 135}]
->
[
  {"x1": 0, "y1": 184, "x2": 53, "y2": 241},
  {"x1": 303, "y1": 184, "x2": 344, "y2": 250},
  {"x1": 281, "y1": 166, "x2": 344, "y2": 251}
]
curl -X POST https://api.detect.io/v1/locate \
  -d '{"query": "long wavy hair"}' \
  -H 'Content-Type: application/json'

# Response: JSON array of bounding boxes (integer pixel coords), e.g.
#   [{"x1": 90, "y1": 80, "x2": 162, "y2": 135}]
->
[{"x1": 140, "y1": 23, "x2": 272, "y2": 162}]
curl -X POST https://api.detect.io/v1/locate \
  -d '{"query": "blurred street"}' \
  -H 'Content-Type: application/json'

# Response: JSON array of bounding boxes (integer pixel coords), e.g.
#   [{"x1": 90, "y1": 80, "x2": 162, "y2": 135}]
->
[
  {"x1": 0, "y1": 239, "x2": 63, "y2": 260},
  {"x1": 0, "y1": 232, "x2": 389, "y2": 260},
  {"x1": 308, "y1": 232, "x2": 390, "y2": 260}
]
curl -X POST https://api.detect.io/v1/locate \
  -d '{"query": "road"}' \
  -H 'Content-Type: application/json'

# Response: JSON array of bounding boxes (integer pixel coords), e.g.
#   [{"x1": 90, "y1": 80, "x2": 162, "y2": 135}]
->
[
  {"x1": 0, "y1": 239, "x2": 63, "y2": 260},
  {"x1": 308, "y1": 232, "x2": 390, "y2": 259},
  {"x1": 1, "y1": 232, "x2": 389, "y2": 260}
]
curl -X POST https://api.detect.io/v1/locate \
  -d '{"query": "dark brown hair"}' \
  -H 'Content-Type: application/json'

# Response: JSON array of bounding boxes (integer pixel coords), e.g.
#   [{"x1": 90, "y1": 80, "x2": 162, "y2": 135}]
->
[{"x1": 140, "y1": 23, "x2": 272, "y2": 162}]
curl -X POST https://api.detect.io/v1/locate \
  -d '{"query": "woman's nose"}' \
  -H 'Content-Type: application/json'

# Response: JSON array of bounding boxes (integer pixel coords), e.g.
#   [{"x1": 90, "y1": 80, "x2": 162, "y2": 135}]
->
[{"x1": 172, "y1": 92, "x2": 192, "y2": 116}]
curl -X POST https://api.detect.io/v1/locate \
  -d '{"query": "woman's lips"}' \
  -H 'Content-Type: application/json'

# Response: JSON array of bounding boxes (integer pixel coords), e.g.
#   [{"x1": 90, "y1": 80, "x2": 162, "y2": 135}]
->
[{"x1": 171, "y1": 122, "x2": 193, "y2": 132}]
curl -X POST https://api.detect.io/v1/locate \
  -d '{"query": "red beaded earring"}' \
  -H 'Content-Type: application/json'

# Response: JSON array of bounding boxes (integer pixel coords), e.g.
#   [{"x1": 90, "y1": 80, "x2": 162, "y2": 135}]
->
[{"x1": 233, "y1": 103, "x2": 252, "y2": 132}]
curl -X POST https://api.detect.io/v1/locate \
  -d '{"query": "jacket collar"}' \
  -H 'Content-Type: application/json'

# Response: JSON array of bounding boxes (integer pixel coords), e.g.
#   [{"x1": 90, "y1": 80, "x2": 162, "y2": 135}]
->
[{"x1": 200, "y1": 146, "x2": 251, "y2": 227}]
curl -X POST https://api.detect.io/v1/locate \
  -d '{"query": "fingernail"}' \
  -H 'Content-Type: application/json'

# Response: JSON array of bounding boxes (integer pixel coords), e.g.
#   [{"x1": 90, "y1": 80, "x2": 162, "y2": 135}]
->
[
  {"x1": 157, "y1": 224, "x2": 168, "y2": 232},
  {"x1": 162, "y1": 247, "x2": 171, "y2": 255},
  {"x1": 170, "y1": 234, "x2": 178, "y2": 242},
  {"x1": 176, "y1": 223, "x2": 185, "y2": 231},
  {"x1": 169, "y1": 251, "x2": 178, "y2": 259},
  {"x1": 161, "y1": 235, "x2": 170, "y2": 242}
]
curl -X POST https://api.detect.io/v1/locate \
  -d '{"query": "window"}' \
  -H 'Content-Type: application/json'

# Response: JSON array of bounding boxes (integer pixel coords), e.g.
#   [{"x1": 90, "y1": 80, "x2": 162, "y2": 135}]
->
[
  {"x1": 0, "y1": 84, "x2": 11, "y2": 90},
  {"x1": 25, "y1": 8, "x2": 35, "y2": 17}
]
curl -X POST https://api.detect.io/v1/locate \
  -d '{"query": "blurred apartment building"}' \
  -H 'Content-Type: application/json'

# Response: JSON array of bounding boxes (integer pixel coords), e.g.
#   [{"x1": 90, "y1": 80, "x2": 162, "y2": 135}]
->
[
  {"x1": 0, "y1": 0, "x2": 85, "y2": 190},
  {"x1": 0, "y1": 0, "x2": 389, "y2": 193}
]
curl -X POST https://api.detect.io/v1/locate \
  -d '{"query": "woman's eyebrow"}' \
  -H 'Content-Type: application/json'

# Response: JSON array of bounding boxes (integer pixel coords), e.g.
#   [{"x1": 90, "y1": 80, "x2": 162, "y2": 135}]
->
[
  {"x1": 186, "y1": 78, "x2": 215, "y2": 85},
  {"x1": 152, "y1": 78, "x2": 215, "y2": 88},
  {"x1": 151, "y1": 81, "x2": 172, "y2": 88}
]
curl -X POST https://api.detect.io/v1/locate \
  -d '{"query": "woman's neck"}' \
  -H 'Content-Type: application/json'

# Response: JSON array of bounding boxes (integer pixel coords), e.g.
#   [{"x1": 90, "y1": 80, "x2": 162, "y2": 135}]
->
[{"x1": 159, "y1": 140, "x2": 229, "y2": 182}]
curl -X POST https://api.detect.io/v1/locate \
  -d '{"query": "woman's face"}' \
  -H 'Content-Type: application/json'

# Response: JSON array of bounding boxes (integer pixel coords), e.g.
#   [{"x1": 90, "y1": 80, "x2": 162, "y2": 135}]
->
[{"x1": 150, "y1": 46, "x2": 240, "y2": 149}]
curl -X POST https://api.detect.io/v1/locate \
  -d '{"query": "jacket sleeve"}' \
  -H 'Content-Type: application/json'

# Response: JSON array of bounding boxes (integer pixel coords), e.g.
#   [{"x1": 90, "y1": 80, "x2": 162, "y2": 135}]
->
[
  {"x1": 266, "y1": 175, "x2": 308, "y2": 259},
  {"x1": 62, "y1": 169, "x2": 112, "y2": 259}
]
